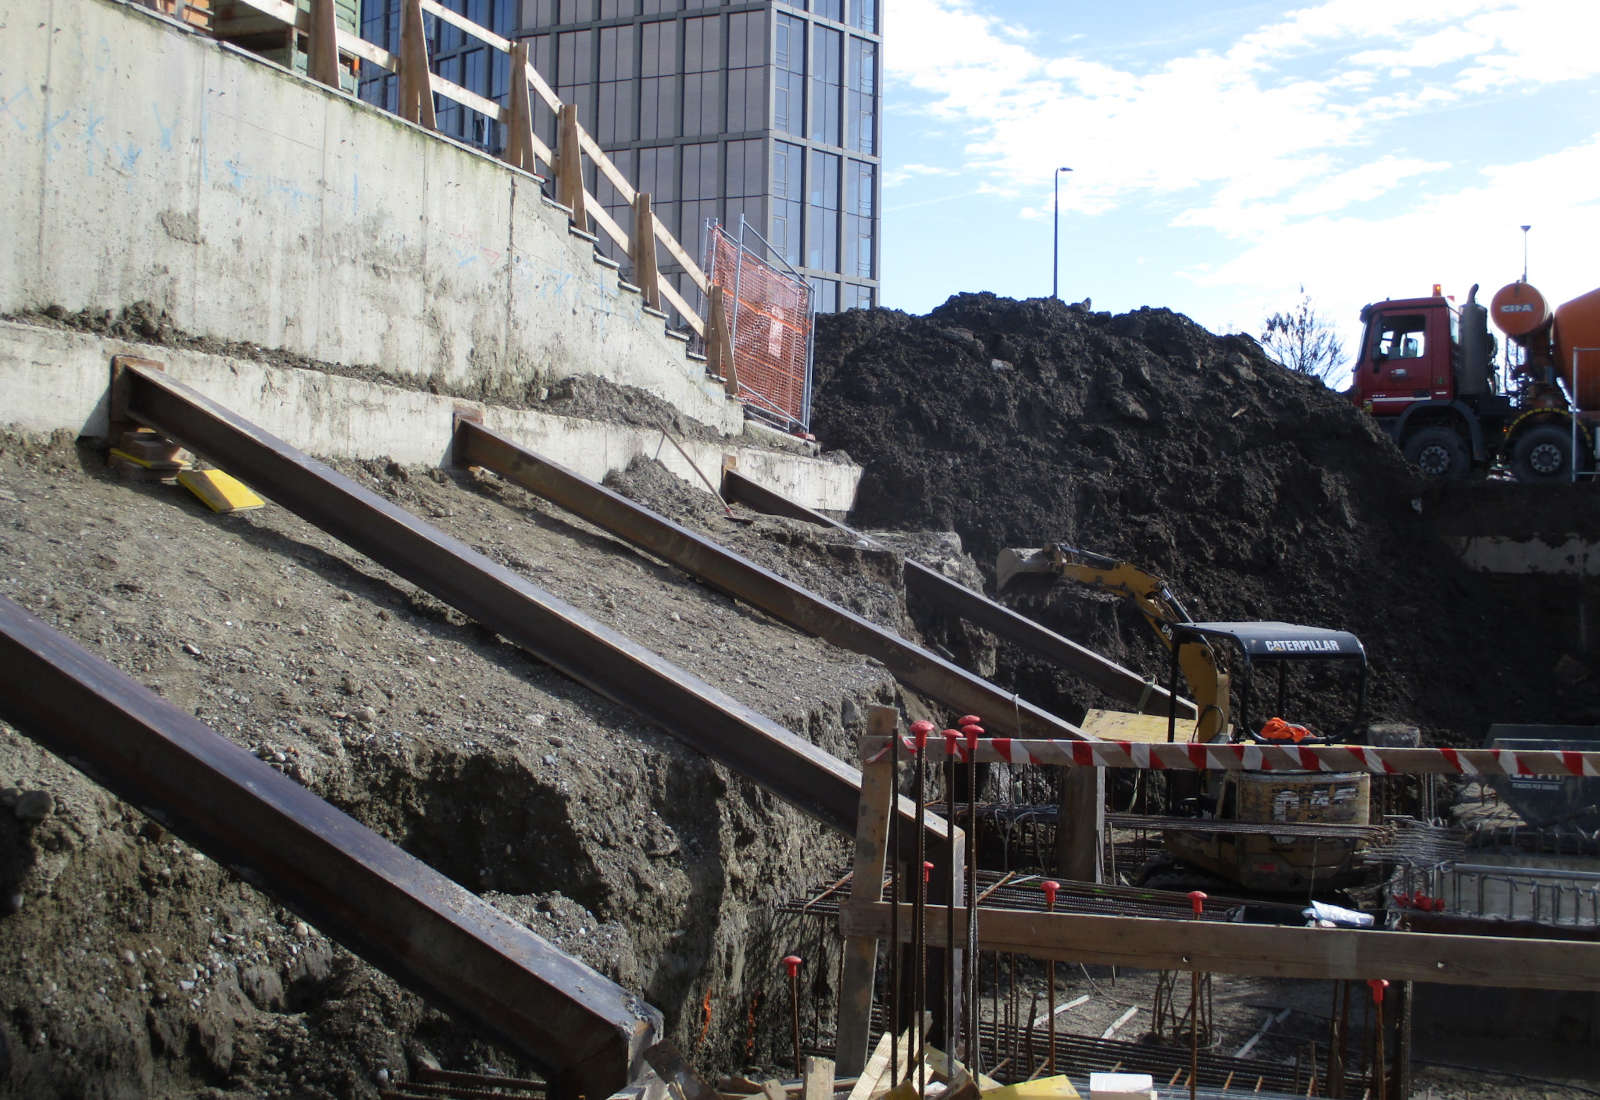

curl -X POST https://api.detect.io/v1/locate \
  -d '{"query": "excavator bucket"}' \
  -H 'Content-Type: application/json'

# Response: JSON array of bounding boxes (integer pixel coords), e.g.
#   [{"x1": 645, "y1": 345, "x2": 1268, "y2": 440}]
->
[{"x1": 996, "y1": 546, "x2": 1057, "y2": 591}]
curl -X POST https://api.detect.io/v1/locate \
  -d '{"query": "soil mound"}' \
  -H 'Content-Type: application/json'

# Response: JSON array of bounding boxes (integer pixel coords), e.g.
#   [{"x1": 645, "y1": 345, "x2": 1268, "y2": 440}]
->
[{"x1": 812, "y1": 293, "x2": 1595, "y2": 743}]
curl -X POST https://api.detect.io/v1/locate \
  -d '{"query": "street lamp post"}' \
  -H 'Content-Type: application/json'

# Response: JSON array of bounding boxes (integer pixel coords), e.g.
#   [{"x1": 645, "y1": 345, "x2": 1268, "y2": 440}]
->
[{"x1": 1053, "y1": 166, "x2": 1073, "y2": 299}]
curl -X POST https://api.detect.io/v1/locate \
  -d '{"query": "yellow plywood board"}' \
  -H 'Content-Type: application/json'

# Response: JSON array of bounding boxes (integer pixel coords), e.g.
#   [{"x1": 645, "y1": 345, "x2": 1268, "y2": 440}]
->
[
  {"x1": 1080, "y1": 709, "x2": 1187, "y2": 744},
  {"x1": 177, "y1": 468, "x2": 265, "y2": 513},
  {"x1": 980, "y1": 1075, "x2": 1081, "y2": 1100}
]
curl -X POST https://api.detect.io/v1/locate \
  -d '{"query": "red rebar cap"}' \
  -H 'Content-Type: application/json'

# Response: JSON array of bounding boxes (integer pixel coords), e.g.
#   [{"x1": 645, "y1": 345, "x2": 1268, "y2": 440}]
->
[
  {"x1": 922, "y1": 860, "x2": 934, "y2": 883},
  {"x1": 910, "y1": 720, "x2": 935, "y2": 749},
  {"x1": 942, "y1": 729, "x2": 961, "y2": 756},
  {"x1": 1041, "y1": 880, "x2": 1060, "y2": 905},
  {"x1": 958, "y1": 715, "x2": 983, "y2": 728},
  {"x1": 1187, "y1": 890, "x2": 1207, "y2": 917},
  {"x1": 782, "y1": 955, "x2": 802, "y2": 977},
  {"x1": 1368, "y1": 978, "x2": 1389, "y2": 1004}
]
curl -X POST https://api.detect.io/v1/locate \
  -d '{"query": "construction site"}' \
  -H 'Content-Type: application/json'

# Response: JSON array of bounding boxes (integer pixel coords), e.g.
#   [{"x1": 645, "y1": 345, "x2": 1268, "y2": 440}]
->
[{"x1": 4, "y1": 2, "x2": 1600, "y2": 1099}]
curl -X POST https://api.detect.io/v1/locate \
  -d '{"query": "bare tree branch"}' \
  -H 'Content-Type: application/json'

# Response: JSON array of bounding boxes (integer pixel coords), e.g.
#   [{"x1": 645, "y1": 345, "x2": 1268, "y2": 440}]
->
[{"x1": 1261, "y1": 286, "x2": 1345, "y2": 381}]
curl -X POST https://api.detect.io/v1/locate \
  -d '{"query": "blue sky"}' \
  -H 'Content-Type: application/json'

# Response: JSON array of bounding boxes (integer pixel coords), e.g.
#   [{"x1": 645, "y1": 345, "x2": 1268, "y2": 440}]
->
[{"x1": 877, "y1": 0, "x2": 1600, "y2": 385}]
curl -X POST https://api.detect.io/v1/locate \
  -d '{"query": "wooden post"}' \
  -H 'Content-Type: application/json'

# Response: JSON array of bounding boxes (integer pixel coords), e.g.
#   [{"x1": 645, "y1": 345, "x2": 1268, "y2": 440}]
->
[
  {"x1": 397, "y1": 0, "x2": 436, "y2": 129},
  {"x1": 501, "y1": 41, "x2": 538, "y2": 173},
  {"x1": 632, "y1": 192, "x2": 663, "y2": 310},
  {"x1": 707, "y1": 284, "x2": 738, "y2": 394},
  {"x1": 555, "y1": 104, "x2": 588, "y2": 227},
  {"x1": 307, "y1": 0, "x2": 340, "y2": 89},
  {"x1": 835, "y1": 706, "x2": 898, "y2": 1077},
  {"x1": 1054, "y1": 764, "x2": 1104, "y2": 883}
]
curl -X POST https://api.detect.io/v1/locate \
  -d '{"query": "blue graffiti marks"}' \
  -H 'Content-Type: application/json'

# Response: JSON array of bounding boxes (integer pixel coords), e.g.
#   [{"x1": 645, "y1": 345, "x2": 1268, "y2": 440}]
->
[
  {"x1": 266, "y1": 175, "x2": 310, "y2": 208},
  {"x1": 222, "y1": 155, "x2": 251, "y2": 191},
  {"x1": 1, "y1": 85, "x2": 36, "y2": 135},
  {"x1": 82, "y1": 110, "x2": 106, "y2": 175},
  {"x1": 152, "y1": 103, "x2": 176, "y2": 152},
  {"x1": 39, "y1": 108, "x2": 71, "y2": 159}
]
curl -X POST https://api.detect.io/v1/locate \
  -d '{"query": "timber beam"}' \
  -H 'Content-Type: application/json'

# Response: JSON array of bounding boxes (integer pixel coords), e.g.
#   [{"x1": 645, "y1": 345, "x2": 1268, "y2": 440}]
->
[
  {"x1": 721, "y1": 469, "x2": 1188, "y2": 719},
  {"x1": 840, "y1": 900, "x2": 1600, "y2": 992},
  {"x1": 111, "y1": 363, "x2": 944, "y2": 848},
  {"x1": 0, "y1": 596, "x2": 657, "y2": 1099},
  {"x1": 454, "y1": 419, "x2": 1091, "y2": 743}
]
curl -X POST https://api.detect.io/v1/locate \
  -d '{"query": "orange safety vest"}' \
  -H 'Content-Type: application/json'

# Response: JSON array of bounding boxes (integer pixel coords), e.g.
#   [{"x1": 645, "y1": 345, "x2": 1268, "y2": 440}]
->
[{"x1": 1259, "y1": 716, "x2": 1316, "y2": 743}]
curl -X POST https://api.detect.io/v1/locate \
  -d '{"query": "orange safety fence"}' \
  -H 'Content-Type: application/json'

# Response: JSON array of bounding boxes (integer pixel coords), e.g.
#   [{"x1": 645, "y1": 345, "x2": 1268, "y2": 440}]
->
[{"x1": 706, "y1": 222, "x2": 814, "y2": 434}]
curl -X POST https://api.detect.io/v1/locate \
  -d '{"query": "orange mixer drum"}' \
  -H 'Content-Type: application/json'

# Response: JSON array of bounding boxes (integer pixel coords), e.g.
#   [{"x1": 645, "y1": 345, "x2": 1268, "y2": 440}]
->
[
  {"x1": 1555, "y1": 285, "x2": 1600, "y2": 411},
  {"x1": 1490, "y1": 281, "x2": 1552, "y2": 339}
]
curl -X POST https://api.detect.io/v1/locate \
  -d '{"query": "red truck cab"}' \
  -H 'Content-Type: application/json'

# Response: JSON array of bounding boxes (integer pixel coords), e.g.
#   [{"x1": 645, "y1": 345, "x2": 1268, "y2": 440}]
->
[{"x1": 1350, "y1": 288, "x2": 1528, "y2": 479}]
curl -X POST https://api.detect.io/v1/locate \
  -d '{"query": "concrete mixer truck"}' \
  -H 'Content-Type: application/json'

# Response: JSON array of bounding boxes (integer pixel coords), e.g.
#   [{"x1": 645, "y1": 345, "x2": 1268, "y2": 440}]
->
[{"x1": 1349, "y1": 280, "x2": 1600, "y2": 481}]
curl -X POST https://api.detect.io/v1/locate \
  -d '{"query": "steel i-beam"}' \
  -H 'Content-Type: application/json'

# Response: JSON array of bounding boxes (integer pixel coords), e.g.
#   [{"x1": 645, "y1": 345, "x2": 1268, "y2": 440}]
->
[{"x1": 0, "y1": 596, "x2": 657, "y2": 1098}]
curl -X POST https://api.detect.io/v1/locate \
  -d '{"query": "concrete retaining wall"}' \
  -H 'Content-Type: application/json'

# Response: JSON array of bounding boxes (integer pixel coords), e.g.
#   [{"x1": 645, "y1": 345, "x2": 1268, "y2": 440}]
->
[
  {"x1": 0, "y1": 0, "x2": 741, "y2": 435},
  {"x1": 0, "y1": 321, "x2": 862, "y2": 512}
]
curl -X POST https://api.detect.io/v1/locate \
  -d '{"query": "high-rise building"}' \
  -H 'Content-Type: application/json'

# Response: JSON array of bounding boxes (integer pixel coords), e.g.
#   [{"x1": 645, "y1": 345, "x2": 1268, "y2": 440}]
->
[{"x1": 359, "y1": 1, "x2": 881, "y2": 314}]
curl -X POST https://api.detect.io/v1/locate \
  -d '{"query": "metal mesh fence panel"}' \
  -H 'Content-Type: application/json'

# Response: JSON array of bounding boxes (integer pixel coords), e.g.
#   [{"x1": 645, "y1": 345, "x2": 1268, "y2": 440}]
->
[{"x1": 707, "y1": 223, "x2": 814, "y2": 433}]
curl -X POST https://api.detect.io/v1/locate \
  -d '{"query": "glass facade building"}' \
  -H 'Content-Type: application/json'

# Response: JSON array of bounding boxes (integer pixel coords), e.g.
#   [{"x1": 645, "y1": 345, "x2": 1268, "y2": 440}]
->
[{"x1": 359, "y1": 0, "x2": 880, "y2": 315}]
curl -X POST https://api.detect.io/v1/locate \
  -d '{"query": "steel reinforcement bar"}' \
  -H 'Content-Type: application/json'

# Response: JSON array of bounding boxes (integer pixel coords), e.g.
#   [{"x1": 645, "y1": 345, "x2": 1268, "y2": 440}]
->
[
  {"x1": 112, "y1": 363, "x2": 943, "y2": 849},
  {"x1": 720, "y1": 469, "x2": 1190, "y2": 720},
  {"x1": 454, "y1": 419, "x2": 1089, "y2": 743},
  {"x1": 0, "y1": 596, "x2": 657, "y2": 1099}
]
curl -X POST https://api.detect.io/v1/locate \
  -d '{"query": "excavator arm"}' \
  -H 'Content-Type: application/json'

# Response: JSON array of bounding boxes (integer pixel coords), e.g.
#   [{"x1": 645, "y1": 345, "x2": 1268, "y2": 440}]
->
[{"x1": 997, "y1": 544, "x2": 1230, "y2": 742}]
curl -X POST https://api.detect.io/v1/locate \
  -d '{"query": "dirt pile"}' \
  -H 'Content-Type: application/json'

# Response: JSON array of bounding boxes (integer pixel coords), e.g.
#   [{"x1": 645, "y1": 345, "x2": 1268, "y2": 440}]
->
[
  {"x1": 0, "y1": 432, "x2": 884, "y2": 1097},
  {"x1": 812, "y1": 293, "x2": 1600, "y2": 743}
]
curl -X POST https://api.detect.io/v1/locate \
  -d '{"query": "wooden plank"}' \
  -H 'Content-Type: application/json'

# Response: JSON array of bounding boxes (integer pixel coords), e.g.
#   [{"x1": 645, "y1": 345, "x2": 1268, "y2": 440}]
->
[
  {"x1": 578, "y1": 127, "x2": 638, "y2": 206},
  {"x1": 307, "y1": 0, "x2": 339, "y2": 87},
  {"x1": 653, "y1": 219, "x2": 711, "y2": 294},
  {"x1": 521, "y1": 56, "x2": 563, "y2": 112},
  {"x1": 501, "y1": 40, "x2": 540, "y2": 173},
  {"x1": 555, "y1": 104, "x2": 588, "y2": 227},
  {"x1": 707, "y1": 284, "x2": 735, "y2": 386},
  {"x1": 632, "y1": 193, "x2": 663, "y2": 310},
  {"x1": 759, "y1": 1081, "x2": 787, "y2": 1100},
  {"x1": 430, "y1": 71, "x2": 506, "y2": 121},
  {"x1": 1054, "y1": 763, "x2": 1102, "y2": 883},
  {"x1": 588, "y1": 195, "x2": 630, "y2": 254},
  {"x1": 801, "y1": 1057, "x2": 834, "y2": 1100},
  {"x1": 1079, "y1": 709, "x2": 1193, "y2": 743},
  {"x1": 335, "y1": 29, "x2": 397, "y2": 73},
  {"x1": 839, "y1": 902, "x2": 1600, "y2": 991},
  {"x1": 844, "y1": 1031, "x2": 897, "y2": 1100},
  {"x1": 397, "y1": 0, "x2": 436, "y2": 129},
  {"x1": 659, "y1": 277, "x2": 707, "y2": 338},
  {"x1": 418, "y1": 0, "x2": 511, "y2": 51},
  {"x1": 834, "y1": 707, "x2": 898, "y2": 1077}
]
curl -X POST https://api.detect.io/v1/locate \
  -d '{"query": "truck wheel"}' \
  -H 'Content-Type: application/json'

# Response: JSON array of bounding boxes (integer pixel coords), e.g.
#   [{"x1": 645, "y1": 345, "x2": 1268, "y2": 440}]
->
[
  {"x1": 1510, "y1": 425, "x2": 1573, "y2": 483},
  {"x1": 1402, "y1": 426, "x2": 1469, "y2": 479}
]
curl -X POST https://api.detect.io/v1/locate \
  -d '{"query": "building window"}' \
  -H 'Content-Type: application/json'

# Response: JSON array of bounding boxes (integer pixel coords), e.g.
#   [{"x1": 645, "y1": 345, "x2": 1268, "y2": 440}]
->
[
  {"x1": 843, "y1": 283, "x2": 874, "y2": 310},
  {"x1": 809, "y1": 276, "x2": 839, "y2": 313},
  {"x1": 807, "y1": 149, "x2": 839, "y2": 271},
  {"x1": 559, "y1": 0, "x2": 596, "y2": 18},
  {"x1": 812, "y1": 0, "x2": 842, "y2": 19},
  {"x1": 682, "y1": 16, "x2": 722, "y2": 137},
  {"x1": 809, "y1": 25, "x2": 842, "y2": 146},
  {"x1": 727, "y1": 11, "x2": 766, "y2": 133},
  {"x1": 775, "y1": 14, "x2": 805, "y2": 137},
  {"x1": 847, "y1": 37, "x2": 875, "y2": 155},
  {"x1": 844, "y1": 159, "x2": 874, "y2": 278},
  {"x1": 596, "y1": 24, "x2": 636, "y2": 143},
  {"x1": 639, "y1": 20, "x2": 679, "y2": 140},
  {"x1": 772, "y1": 141, "x2": 804, "y2": 267},
  {"x1": 849, "y1": 0, "x2": 876, "y2": 33}
]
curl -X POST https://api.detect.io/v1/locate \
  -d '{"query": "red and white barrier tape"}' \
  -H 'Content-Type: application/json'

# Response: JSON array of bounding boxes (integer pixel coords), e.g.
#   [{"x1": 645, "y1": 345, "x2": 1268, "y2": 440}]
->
[{"x1": 863, "y1": 735, "x2": 1600, "y2": 778}]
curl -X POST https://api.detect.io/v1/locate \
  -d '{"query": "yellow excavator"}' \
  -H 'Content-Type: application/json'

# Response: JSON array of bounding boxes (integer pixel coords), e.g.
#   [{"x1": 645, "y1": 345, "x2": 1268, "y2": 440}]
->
[{"x1": 998, "y1": 544, "x2": 1377, "y2": 896}]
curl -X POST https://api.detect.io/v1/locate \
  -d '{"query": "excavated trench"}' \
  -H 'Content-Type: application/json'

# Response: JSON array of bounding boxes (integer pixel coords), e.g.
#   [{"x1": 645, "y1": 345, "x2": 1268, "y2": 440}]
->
[{"x1": 6, "y1": 293, "x2": 1600, "y2": 1097}]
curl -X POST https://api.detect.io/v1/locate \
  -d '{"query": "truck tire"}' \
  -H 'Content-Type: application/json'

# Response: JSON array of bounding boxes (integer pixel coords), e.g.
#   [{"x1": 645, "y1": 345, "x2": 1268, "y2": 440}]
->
[
  {"x1": 1510, "y1": 424, "x2": 1573, "y2": 483},
  {"x1": 1402, "y1": 426, "x2": 1469, "y2": 479}
]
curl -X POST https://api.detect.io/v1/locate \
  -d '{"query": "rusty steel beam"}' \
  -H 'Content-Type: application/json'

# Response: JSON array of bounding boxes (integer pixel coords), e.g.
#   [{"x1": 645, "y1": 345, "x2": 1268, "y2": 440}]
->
[
  {"x1": 455, "y1": 420, "x2": 1090, "y2": 743},
  {"x1": 113, "y1": 364, "x2": 942, "y2": 848},
  {"x1": 0, "y1": 595, "x2": 657, "y2": 1099},
  {"x1": 720, "y1": 469, "x2": 1191, "y2": 719}
]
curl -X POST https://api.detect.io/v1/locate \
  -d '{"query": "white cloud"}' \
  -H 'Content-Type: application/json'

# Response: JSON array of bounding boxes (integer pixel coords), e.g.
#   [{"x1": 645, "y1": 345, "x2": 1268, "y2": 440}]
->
[{"x1": 886, "y1": 0, "x2": 1599, "y2": 226}]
